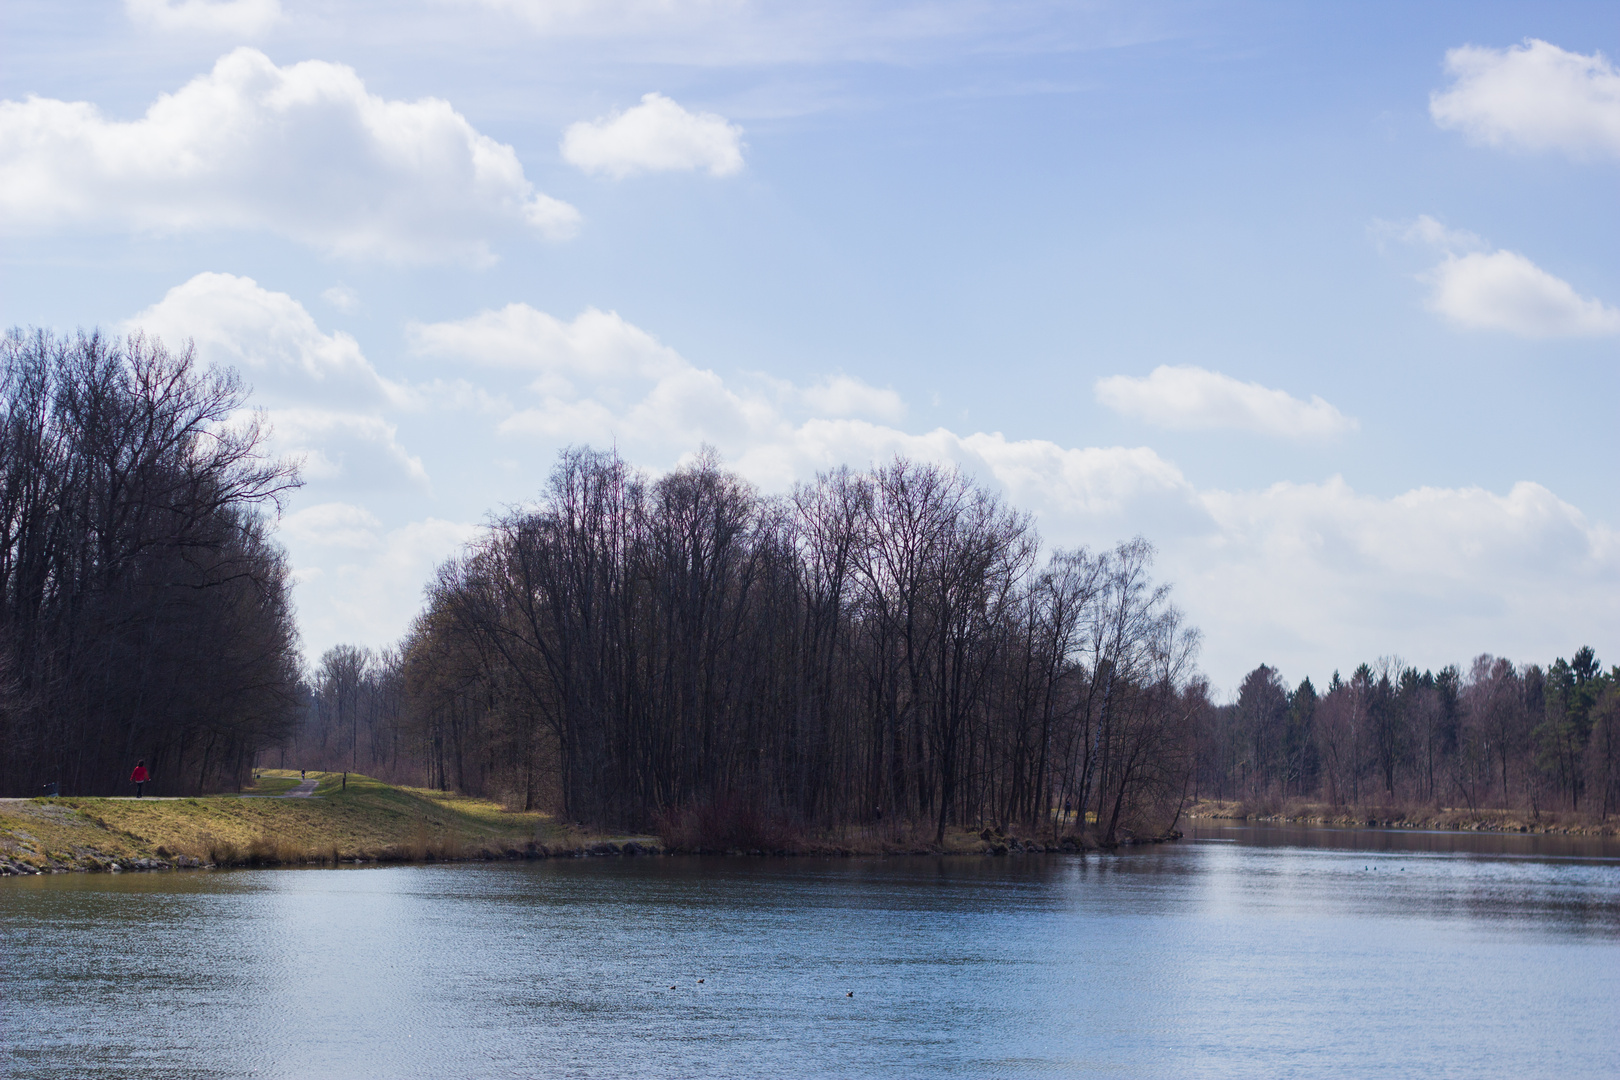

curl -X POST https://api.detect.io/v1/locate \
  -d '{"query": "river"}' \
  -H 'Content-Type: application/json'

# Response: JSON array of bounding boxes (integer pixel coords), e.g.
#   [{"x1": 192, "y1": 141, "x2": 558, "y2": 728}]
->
[{"x1": 3, "y1": 822, "x2": 1617, "y2": 1078}]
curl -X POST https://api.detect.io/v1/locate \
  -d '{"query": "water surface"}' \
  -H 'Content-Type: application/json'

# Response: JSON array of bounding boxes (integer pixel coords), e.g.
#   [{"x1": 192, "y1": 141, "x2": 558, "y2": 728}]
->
[{"x1": 4, "y1": 823, "x2": 1618, "y2": 1078}]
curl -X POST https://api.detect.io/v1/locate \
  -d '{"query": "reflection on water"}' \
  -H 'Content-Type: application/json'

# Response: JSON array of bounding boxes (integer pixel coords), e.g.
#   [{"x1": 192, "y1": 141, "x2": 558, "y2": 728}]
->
[{"x1": 3, "y1": 826, "x2": 1618, "y2": 1079}]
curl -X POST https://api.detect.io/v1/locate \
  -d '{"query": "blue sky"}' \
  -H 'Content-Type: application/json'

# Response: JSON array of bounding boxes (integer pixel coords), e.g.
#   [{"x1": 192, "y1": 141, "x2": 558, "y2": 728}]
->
[{"x1": 2, "y1": 0, "x2": 1615, "y2": 692}]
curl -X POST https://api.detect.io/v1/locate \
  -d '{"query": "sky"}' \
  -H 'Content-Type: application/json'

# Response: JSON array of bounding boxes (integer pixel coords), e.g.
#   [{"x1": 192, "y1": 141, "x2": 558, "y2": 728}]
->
[{"x1": 1, "y1": 0, "x2": 1615, "y2": 694}]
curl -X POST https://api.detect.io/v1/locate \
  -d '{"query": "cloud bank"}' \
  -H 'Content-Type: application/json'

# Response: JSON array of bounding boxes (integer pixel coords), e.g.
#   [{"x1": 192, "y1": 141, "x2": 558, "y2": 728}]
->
[
  {"x1": 0, "y1": 48, "x2": 580, "y2": 262},
  {"x1": 129, "y1": 282, "x2": 1617, "y2": 686},
  {"x1": 1431, "y1": 39, "x2": 1620, "y2": 159},
  {"x1": 562, "y1": 92, "x2": 745, "y2": 178},
  {"x1": 1095, "y1": 366, "x2": 1357, "y2": 439}
]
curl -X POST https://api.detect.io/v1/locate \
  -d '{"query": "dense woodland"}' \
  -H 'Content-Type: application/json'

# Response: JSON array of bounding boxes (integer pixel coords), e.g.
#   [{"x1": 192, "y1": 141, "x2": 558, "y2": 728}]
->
[
  {"x1": 0, "y1": 331, "x2": 303, "y2": 797},
  {"x1": 292, "y1": 447, "x2": 1204, "y2": 845},
  {"x1": 1196, "y1": 648, "x2": 1620, "y2": 820}
]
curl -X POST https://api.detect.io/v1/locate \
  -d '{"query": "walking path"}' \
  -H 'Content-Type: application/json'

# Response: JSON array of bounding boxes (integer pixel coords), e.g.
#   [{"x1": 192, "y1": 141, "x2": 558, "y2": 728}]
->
[{"x1": 237, "y1": 776, "x2": 322, "y2": 799}]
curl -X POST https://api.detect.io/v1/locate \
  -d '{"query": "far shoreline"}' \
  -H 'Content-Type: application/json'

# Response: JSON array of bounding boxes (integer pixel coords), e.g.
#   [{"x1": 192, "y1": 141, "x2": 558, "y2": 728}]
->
[{"x1": 1184, "y1": 799, "x2": 1619, "y2": 838}]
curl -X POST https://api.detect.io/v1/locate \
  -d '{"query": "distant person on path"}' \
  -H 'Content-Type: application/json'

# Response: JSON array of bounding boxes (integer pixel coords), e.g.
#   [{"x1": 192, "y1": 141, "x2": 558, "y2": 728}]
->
[{"x1": 130, "y1": 760, "x2": 149, "y2": 798}]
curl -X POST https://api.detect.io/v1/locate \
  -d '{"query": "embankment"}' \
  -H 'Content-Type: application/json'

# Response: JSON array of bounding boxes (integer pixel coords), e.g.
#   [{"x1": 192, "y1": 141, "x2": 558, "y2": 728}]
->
[
  {"x1": 0, "y1": 771, "x2": 659, "y2": 875},
  {"x1": 0, "y1": 771, "x2": 1149, "y2": 875},
  {"x1": 1186, "y1": 798, "x2": 1619, "y2": 837}
]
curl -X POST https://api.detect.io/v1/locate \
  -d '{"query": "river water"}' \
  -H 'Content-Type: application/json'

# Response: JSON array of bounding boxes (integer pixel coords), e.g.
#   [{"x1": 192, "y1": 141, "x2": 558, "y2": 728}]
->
[{"x1": 3, "y1": 822, "x2": 1617, "y2": 1079}]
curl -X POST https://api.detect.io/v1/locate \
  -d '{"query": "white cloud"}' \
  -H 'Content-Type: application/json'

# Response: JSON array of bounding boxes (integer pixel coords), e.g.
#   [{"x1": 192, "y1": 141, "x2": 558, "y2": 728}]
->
[
  {"x1": 1095, "y1": 365, "x2": 1357, "y2": 439},
  {"x1": 322, "y1": 285, "x2": 359, "y2": 312},
  {"x1": 281, "y1": 502, "x2": 386, "y2": 550},
  {"x1": 796, "y1": 374, "x2": 905, "y2": 422},
  {"x1": 562, "y1": 92, "x2": 745, "y2": 178},
  {"x1": 0, "y1": 48, "x2": 580, "y2": 262},
  {"x1": 1397, "y1": 214, "x2": 1484, "y2": 252},
  {"x1": 1431, "y1": 39, "x2": 1620, "y2": 158},
  {"x1": 126, "y1": 0, "x2": 281, "y2": 35},
  {"x1": 128, "y1": 272, "x2": 415, "y2": 409},
  {"x1": 126, "y1": 273, "x2": 433, "y2": 501},
  {"x1": 270, "y1": 409, "x2": 432, "y2": 490},
  {"x1": 1423, "y1": 250, "x2": 1620, "y2": 338},
  {"x1": 409, "y1": 303, "x2": 687, "y2": 379},
  {"x1": 1393, "y1": 216, "x2": 1620, "y2": 338}
]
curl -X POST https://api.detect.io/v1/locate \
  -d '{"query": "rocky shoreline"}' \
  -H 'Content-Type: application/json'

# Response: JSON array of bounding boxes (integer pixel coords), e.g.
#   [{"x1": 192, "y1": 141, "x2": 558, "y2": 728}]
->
[{"x1": 0, "y1": 827, "x2": 1183, "y2": 876}]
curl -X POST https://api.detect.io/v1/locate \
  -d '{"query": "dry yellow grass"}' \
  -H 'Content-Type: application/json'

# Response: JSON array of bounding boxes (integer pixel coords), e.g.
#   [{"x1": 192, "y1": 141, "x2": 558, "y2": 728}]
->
[{"x1": 0, "y1": 770, "x2": 574, "y2": 872}]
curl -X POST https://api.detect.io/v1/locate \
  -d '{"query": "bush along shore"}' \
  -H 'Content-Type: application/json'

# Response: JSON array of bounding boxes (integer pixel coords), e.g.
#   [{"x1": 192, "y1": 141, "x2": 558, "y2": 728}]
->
[
  {"x1": 0, "y1": 771, "x2": 1172, "y2": 875},
  {"x1": 1186, "y1": 798, "x2": 1619, "y2": 836}
]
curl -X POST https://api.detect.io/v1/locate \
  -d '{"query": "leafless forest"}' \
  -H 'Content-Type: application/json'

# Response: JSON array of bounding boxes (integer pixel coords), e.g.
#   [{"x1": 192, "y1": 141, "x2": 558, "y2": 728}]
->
[
  {"x1": 6, "y1": 336, "x2": 1613, "y2": 836},
  {"x1": 289, "y1": 447, "x2": 1204, "y2": 846},
  {"x1": 0, "y1": 332, "x2": 303, "y2": 797}
]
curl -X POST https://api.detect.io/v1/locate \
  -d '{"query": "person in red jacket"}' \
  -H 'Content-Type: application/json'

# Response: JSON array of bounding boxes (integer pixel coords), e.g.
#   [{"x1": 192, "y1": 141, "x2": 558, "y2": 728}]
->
[{"x1": 130, "y1": 760, "x2": 149, "y2": 798}]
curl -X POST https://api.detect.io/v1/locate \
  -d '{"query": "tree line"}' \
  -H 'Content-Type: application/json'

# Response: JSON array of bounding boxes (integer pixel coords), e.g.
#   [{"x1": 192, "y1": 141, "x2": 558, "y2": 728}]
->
[
  {"x1": 1198, "y1": 648, "x2": 1620, "y2": 818},
  {"x1": 14, "y1": 326, "x2": 1605, "y2": 831},
  {"x1": 0, "y1": 330, "x2": 303, "y2": 796},
  {"x1": 302, "y1": 446, "x2": 1205, "y2": 845}
]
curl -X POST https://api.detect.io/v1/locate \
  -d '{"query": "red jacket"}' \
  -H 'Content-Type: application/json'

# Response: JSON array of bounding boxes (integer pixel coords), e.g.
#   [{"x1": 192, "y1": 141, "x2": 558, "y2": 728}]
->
[{"x1": 130, "y1": 765, "x2": 149, "y2": 783}]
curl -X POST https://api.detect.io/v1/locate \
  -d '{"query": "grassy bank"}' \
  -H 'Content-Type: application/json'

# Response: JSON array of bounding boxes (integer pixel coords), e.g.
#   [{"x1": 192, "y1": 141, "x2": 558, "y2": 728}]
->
[
  {"x1": 0, "y1": 770, "x2": 1120, "y2": 875},
  {"x1": 0, "y1": 770, "x2": 660, "y2": 875},
  {"x1": 1185, "y1": 798, "x2": 1619, "y2": 837}
]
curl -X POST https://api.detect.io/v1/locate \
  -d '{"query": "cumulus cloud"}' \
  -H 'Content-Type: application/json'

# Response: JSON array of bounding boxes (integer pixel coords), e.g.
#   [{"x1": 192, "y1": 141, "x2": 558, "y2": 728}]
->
[
  {"x1": 126, "y1": 272, "x2": 433, "y2": 500},
  {"x1": 1394, "y1": 216, "x2": 1620, "y2": 338},
  {"x1": 796, "y1": 374, "x2": 905, "y2": 423},
  {"x1": 1423, "y1": 250, "x2": 1620, "y2": 337},
  {"x1": 126, "y1": 0, "x2": 281, "y2": 35},
  {"x1": 128, "y1": 272, "x2": 415, "y2": 409},
  {"x1": 1094, "y1": 365, "x2": 1357, "y2": 439},
  {"x1": 562, "y1": 92, "x2": 745, "y2": 178},
  {"x1": 406, "y1": 303, "x2": 1185, "y2": 504},
  {"x1": 1431, "y1": 39, "x2": 1620, "y2": 158},
  {"x1": 0, "y1": 48, "x2": 580, "y2": 262}
]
